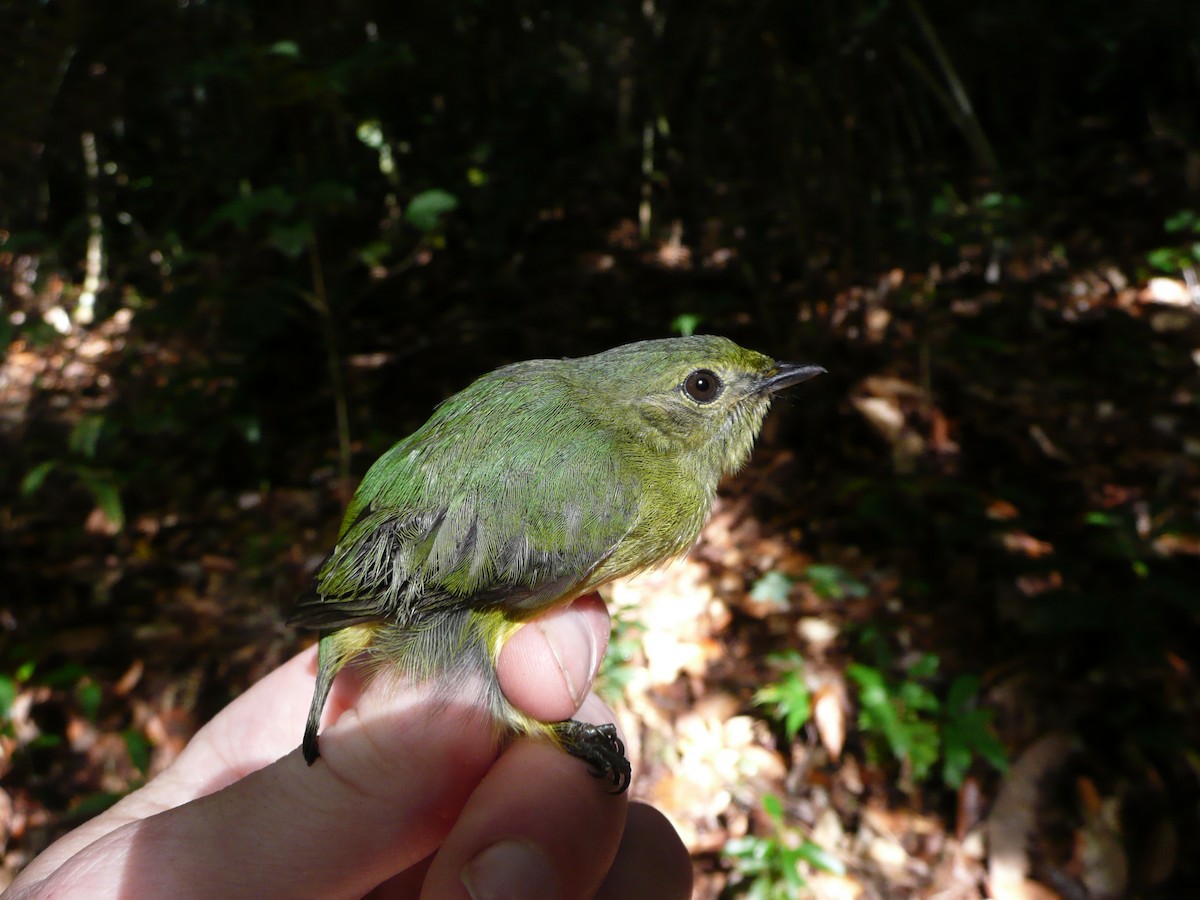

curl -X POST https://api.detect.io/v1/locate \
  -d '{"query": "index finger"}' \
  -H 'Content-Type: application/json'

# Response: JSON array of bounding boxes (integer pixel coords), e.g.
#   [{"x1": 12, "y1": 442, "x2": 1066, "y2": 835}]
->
[{"x1": 12, "y1": 671, "x2": 501, "y2": 900}]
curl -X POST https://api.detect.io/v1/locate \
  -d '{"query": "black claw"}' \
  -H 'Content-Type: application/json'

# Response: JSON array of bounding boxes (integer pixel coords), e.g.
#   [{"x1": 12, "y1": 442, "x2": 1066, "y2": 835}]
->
[{"x1": 551, "y1": 720, "x2": 632, "y2": 794}]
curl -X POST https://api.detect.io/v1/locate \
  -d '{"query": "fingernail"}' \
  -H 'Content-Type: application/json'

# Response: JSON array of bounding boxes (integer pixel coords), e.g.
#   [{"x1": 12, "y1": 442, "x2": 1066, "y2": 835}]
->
[
  {"x1": 461, "y1": 840, "x2": 559, "y2": 900},
  {"x1": 537, "y1": 610, "x2": 597, "y2": 708}
]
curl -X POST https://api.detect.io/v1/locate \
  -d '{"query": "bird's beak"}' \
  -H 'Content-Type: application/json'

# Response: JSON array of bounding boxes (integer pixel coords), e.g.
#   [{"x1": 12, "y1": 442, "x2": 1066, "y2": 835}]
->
[{"x1": 758, "y1": 363, "x2": 826, "y2": 395}]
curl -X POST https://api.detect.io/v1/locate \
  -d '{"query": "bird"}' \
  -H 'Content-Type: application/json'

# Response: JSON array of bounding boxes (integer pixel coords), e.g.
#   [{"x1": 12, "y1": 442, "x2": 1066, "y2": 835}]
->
[{"x1": 289, "y1": 334, "x2": 824, "y2": 792}]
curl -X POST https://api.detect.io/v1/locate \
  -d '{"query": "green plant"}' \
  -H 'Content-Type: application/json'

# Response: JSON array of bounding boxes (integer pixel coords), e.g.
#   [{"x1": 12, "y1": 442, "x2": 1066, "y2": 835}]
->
[
  {"x1": 403, "y1": 188, "x2": 459, "y2": 233},
  {"x1": 941, "y1": 674, "x2": 1008, "y2": 788},
  {"x1": 0, "y1": 673, "x2": 17, "y2": 728},
  {"x1": 848, "y1": 655, "x2": 941, "y2": 783},
  {"x1": 747, "y1": 569, "x2": 794, "y2": 611},
  {"x1": 1147, "y1": 210, "x2": 1200, "y2": 275},
  {"x1": 723, "y1": 794, "x2": 843, "y2": 898},
  {"x1": 803, "y1": 565, "x2": 869, "y2": 601},
  {"x1": 1084, "y1": 510, "x2": 1150, "y2": 578},
  {"x1": 755, "y1": 652, "x2": 812, "y2": 743},
  {"x1": 847, "y1": 652, "x2": 1006, "y2": 788},
  {"x1": 671, "y1": 313, "x2": 703, "y2": 337},
  {"x1": 20, "y1": 414, "x2": 124, "y2": 531},
  {"x1": 1, "y1": 650, "x2": 153, "y2": 789}
]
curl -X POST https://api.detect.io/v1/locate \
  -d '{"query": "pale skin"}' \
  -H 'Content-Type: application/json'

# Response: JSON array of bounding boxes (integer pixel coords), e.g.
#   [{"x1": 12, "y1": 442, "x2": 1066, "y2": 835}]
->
[{"x1": 8, "y1": 594, "x2": 692, "y2": 899}]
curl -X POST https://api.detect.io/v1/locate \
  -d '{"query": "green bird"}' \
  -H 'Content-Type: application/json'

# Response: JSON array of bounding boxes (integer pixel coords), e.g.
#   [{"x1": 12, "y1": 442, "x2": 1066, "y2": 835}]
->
[{"x1": 289, "y1": 335, "x2": 823, "y2": 791}]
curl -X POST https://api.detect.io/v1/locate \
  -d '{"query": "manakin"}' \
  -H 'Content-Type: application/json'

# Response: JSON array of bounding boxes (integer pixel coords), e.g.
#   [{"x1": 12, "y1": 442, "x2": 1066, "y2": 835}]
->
[{"x1": 290, "y1": 335, "x2": 823, "y2": 792}]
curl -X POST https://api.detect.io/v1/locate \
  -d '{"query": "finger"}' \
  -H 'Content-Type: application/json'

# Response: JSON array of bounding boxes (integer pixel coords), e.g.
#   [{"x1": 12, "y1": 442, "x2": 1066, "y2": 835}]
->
[
  {"x1": 497, "y1": 592, "x2": 610, "y2": 721},
  {"x1": 9, "y1": 646, "x2": 330, "y2": 888},
  {"x1": 596, "y1": 803, "x2": 693, "y2": 900},
  {"x1": 418, "y1": 736, "x2": 629, "y2": 900},
  {"x1": 14, "y1": 685, "x2": 500, "y2": 899},
  {"x1": 165, "y1": 644, "x2": 338, "y2": 788}
]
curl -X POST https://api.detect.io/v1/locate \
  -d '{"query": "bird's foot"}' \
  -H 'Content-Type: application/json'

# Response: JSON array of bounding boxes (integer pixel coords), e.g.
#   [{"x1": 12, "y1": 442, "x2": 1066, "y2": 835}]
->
[{"x1": 550, "y1": 719, "x2": 631, "y2": 794}]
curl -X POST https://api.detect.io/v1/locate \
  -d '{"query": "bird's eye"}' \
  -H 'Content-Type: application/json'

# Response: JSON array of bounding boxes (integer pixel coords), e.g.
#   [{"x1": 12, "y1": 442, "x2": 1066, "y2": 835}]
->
[{"x1": 683, "y1": 369, "x2": 722, "y2": 403}]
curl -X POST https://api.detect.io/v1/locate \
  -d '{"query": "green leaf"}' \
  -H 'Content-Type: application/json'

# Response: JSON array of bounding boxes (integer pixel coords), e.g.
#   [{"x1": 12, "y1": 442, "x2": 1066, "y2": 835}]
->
[
  {"x1": 945, "y1": 674, "x2": 980, "y2": 710},
  {"x1": 778, "y1": 850, "x2": 807, "y2": 889},
  {"x1": 846, "y1": 663, "x2": 884, "y2": 695},
  {"x1": 357, "y1": 240, "x2": 392, "y2": 269},
  {"x1": 75, "y1": 467, "x2": 125, "y2": 532},
  {"x1": 1164, "y1": 210, "x2": 1199, "y2": 233},
  {"x1": 205, "y1": 185, "x2": 297, "y2": 232},
  {"x1": 941, "y1": 675, "x2": 1008, "y2": 785},
  {"x1": 1147, "y1": 247, "x2": 1182, "y2": 273},
  {"x1": 404, "y1": 189, "x2": 458, "y2": 232},
  {"x1": 268, "y1": 40, "x2": 301, "y2": 58},
  {"x1": 899, "y1": 678, "x2": 940, "y2": 713},
  {"x1": 722, "y1": 835, "x2": 761, "y2": 859},
  {"x1": 305, "y1": 181, "x2": 356, "y2": 208},
  {"x1": 942, "y1": 730, "x2": 974, "y2": 787},
  {"x1": 76, "y1": 680, "x2": 103, "y2": 722},
  {"x1": 269, "y1": 221, "x2": 313, "y2": 259},
  {"x1": 123, "y1": 729, "x2": 152, "y2": 775},
  {"x1": 749, "y1": 570, "x2": 794, "y2": 607},
  {"x1": 849, "y1": 661, "x2": 941, "y2": 778},
  {"x1": 232, "y1": 414, "x2": 262, "y2": 445},
  {"x1": 69, "y1": 415, "x2": 106, "y2": 459},
  {"x1": 798, "y1": 841, "x2": 845, "y2": 875},
  {"x1": 19, "y1": 460, "x2": 58, "y2": 497},
  {"x1": 0, "y1": 675, "x2": 16, "y2": 721},
  {"x1": 804, "y1": 564, "x2": 868, "y2": 600},
  {"x1": 762, "y1": 793, "x2": 785, "y2": 824},
  {"x1": 755, "y1": 669, "x2": 811, "y2": 741},
  {"x1": 942, "y1": 705, "x2": 1008, "y2": 787},
  {"x1": 909, "y1": 653, "x2": 940, "y2": 680},
  {"x1": 671, "y1": 313, "x2": 703, "y2": 337},
  {"x1": 41, "y1": 663, "x2": 88, "y2": 686},
  {"x1": 905, "y1": 720, "x2": 941, "y2": 781}
]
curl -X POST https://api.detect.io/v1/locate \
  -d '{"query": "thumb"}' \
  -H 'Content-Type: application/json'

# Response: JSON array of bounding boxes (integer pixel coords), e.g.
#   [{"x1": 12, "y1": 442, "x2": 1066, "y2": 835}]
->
[{"x1": 496, "y1": 593, "x2": 611, "y2": 721}]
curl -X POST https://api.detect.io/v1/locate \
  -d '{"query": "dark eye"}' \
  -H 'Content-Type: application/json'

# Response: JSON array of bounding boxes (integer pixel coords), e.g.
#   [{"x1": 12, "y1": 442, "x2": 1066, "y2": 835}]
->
[{"x1": 683, "y1": 369, "x2": 722, "y2": 403}]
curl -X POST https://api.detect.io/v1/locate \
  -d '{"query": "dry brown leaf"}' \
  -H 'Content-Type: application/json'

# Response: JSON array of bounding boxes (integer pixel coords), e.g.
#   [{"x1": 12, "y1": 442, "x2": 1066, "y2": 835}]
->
[
  {"x1": 1140, "y1": 277, "x2": 1194, "y2": 306},
  {"x1": 610, "y1": 560, "x2": 722, "y2": 686},
  {"x1": 808, "y1": 872, "x2": 865, "y2": 899},
  {"x1": 84, "y1": 505, "x2": 121, "y2": 536},
  {"x1": 812, "y1": 684, "x2": 846, "y2": 761},
  {"x1": 987, "y1": 499, "x2": 1021, "y2": 521},
  {"x1": 114, "y1": 660, "x2": 145, "y2": 696},
  {"x1": 1001, "y1": 531, "x2": 1055, "y2": 558}
]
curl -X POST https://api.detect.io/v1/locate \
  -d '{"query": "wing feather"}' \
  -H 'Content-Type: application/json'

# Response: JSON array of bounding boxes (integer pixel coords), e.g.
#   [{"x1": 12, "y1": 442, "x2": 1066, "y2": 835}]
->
[{"x1": 290, "y1": 383, "x2": 639, "y2": 631}]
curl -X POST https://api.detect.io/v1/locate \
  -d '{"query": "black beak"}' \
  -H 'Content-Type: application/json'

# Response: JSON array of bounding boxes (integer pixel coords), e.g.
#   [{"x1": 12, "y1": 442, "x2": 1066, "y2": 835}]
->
[{"x1": 759, "y1": 362, "x2": 826, "y2": 395}]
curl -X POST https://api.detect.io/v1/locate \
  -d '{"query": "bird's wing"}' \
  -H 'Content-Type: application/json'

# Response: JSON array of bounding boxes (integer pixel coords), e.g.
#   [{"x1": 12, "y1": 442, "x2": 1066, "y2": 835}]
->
[{"x1": 289, "y1": 427, "x2": 638, "y2": 630}]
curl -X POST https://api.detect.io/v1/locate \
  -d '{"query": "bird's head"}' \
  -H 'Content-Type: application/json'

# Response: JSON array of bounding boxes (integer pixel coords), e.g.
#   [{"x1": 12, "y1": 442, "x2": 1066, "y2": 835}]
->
[{"x1": 567, "y1": 335, "x2": 824, "y2": 479}]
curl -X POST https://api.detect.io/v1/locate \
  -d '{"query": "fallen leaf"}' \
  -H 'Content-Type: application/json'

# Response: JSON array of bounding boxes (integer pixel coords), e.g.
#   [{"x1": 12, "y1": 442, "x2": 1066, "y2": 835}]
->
[{"x1": 813, "y1": 684, "x2": 846, "y2": 761}]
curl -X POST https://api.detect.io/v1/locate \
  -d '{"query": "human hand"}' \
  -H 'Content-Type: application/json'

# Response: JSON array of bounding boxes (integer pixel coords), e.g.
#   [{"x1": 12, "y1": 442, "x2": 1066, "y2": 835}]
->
[{"x1": 8, "y1": 593, "x2": 692, "y2": 899}]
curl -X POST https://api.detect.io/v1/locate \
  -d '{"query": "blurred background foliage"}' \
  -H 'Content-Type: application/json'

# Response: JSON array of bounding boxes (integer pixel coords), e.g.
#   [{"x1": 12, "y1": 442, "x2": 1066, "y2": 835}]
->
[{"x1": 3, "y1": 0, "x2": 1200, "y2": 895}]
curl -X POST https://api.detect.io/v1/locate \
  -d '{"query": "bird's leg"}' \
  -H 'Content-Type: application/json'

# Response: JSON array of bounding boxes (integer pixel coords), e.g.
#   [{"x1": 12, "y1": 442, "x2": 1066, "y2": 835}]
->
[{"x1": 549, "y1": 719, "x2": 632, "y2": 794}]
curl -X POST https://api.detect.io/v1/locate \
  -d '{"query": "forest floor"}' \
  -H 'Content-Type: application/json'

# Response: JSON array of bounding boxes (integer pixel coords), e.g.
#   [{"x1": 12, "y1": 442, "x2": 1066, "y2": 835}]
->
[{"x1": 2, "y1": 226, "x2": 1200, "y2": 897}]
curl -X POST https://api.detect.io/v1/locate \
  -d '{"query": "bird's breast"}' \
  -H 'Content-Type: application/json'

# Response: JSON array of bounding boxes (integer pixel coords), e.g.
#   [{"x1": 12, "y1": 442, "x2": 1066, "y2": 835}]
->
[{"x1": 590, "y1": 469, "x2": 711, "y2": 584}]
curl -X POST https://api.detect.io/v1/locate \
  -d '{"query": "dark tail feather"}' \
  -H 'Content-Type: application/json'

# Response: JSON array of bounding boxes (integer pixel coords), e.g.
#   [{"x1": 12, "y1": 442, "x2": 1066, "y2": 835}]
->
[{"x1": 302, "y1": 636, "x2": 338, "y2": 764}]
